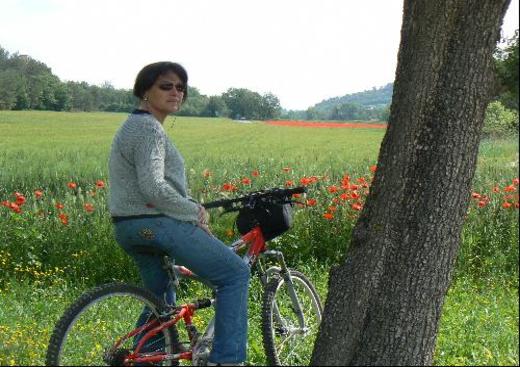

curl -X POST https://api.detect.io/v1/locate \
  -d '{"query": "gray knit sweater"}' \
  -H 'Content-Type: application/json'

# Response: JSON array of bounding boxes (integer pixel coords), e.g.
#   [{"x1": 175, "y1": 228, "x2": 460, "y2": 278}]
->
[{"x1": 108, "y1": 111, "x2": 200, "y2": 223}]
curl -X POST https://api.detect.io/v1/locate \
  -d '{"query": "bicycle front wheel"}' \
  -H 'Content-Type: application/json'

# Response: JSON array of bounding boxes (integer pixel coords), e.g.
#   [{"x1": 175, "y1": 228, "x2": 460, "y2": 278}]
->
[
  {"x1": 262, "y1": 269, "x2": 322, "y2": 365},
  {"x1": 45, "y1": 282, "x2": 176, "y2": 366}
]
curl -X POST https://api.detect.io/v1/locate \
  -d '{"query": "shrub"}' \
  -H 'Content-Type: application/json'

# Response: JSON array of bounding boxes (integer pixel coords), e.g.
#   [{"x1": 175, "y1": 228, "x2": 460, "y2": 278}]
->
[{"x1": 482, "y1": 101, "x2": 519, "y2": 138}]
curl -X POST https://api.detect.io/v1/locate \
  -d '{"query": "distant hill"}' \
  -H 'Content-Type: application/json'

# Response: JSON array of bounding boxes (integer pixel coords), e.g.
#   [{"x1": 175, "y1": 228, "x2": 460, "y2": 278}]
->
[{"x1": 313, "y1": 83, "x2": 393, "y2": 113}]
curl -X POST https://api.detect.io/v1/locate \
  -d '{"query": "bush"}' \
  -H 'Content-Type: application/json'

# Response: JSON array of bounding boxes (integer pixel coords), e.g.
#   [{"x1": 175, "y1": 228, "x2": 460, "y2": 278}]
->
[{"x1": 482, "y1": 101, "x2": 519, "y2": 138}]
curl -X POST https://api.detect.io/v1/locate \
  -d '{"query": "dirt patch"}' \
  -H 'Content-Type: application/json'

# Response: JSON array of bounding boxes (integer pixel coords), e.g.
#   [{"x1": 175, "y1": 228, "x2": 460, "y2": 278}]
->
[{"x1": 265, "y1": 120, "x2": 387, "y2": 129}]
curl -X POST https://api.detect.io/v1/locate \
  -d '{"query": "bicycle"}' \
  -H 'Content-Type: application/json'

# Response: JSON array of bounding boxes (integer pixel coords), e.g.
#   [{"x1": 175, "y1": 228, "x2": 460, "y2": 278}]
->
[{"x1": 45, "y1": 186, "x2": 323, "y2": 366}]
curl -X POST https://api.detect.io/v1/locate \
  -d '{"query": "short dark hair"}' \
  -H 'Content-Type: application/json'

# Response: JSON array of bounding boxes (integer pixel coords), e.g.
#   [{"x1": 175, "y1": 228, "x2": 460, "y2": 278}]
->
[{"x1": 133, "y1": 61, "x2": 188, "y2": 103}]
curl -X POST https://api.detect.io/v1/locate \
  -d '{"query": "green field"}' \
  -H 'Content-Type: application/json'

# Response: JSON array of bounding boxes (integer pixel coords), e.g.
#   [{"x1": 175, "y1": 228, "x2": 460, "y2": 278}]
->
[{"x1": 0, "y1": 110, "x2": 518, "y2": 365}]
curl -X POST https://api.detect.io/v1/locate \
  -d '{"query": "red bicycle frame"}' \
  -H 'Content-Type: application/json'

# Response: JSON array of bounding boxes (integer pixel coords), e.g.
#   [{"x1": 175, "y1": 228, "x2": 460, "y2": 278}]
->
[{"x1": 111, "y1": 225, "x2": 266, "y2": 365}]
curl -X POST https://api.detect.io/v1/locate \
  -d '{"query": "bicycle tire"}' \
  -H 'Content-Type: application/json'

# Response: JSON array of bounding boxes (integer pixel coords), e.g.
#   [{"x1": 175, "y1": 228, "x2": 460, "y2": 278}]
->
[
  {"x1": 45, "y1": 282, "x2": 177, "y2": 366},
  {"x1": 262, "y1": 269, "x2": 323, "y2": 366}
]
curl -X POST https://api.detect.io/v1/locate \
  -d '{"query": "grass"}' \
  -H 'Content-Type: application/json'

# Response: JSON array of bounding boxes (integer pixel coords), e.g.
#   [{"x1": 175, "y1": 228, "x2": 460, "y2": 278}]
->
[{"x1": 0, "y1": 110, "x2": 518, "y2": 365}]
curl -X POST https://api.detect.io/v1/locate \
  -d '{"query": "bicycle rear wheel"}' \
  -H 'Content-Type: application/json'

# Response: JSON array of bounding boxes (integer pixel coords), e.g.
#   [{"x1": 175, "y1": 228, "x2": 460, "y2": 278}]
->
[
  {"x1": 45, "y1": 282, "x2": 176, "y2": 366},
  {"x1": 262, "y1": 269, "x2": 322, "y2": 366}
]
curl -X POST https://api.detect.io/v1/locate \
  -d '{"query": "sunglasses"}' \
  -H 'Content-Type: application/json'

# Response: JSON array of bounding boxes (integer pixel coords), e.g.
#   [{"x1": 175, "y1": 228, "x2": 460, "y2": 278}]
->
[{"x1": 157, "y1": 82, "x2": 186, "y2": 93}]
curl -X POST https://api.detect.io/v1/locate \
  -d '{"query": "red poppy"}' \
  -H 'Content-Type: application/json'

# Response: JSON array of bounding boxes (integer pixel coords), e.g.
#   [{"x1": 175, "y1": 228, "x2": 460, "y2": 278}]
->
[
  {"x1": 15, "y1": 195, "x2": 26, "y2": 206},
  {"x1": 350, "y1": 191, "x2": 360, "y2": 200},
  {"x1": 251, "y1": 170, "x2": 260, "y2": 177},
  {"x1": 502, "y1": 202, "x2": 512, "y2": 209},
  {"x1": 477, "y1": 200, "x2": 487, "y2": 208},
  {"x1": 492, "y1": 186, "x2": 500, "y2": 193},
  {"x1": 323, "y1": 213, "x2": 334, "y2": 220},
  {"x1": 34, "y1": 190, "x2": 43, "y2": 199},
  {"x1": 96, "y1": 180, "x2": 105, "y2": 189},
  {"x1": 292, "y1": 193, "x2": 302, "y2": 198},
  {"x1": 504, "y1": 185, "x2": 516, "y2": 193},
  {"x1": 310, "y1": 176, "x2": 319, "y2": 184},
  {"x1": 241, "y1": 177, "x2": 251, "y2": 185},
  {"x1": 9, "y1": 202, "x2": 22, "y2": 214},
  {"x1": 350, "y1": 184, "x2": 359, "y2": 191},
  {"x1": 84, "y1": 203, "x2": 95, "y2": 213},
  {"x1": 351, "y1": 202, "x2": 363, "y2": 211},
  {"x1": 340, "y1": 193, "x2": 350, "y2": 201},
  {"x1": 285, "y1": 180, "x2": 294, "y2": 187},
  {"x1": 300, "y1": 177, "x2": 312, "y2": 186},
  {"x1": 59, "y1": 213, "x2": 69, "y2": 225},
  {"x1": 1, "y1": 200, "x2": 10, "y2": 207},
  {"x1": 471, "y1": 192, "x2": 481, "y2": 199},
  {"x1": 306, "y1": 198, "x2": 317, "y2": 206},
  {"x1": 370, "y1": 165, "x2": 377, "y2": 173},
  {"x1": 55, "y1": 202, "x2": 64, "y2": 210},
  {"x1": 328, "y1": 205, "x2": 337, "y2": 212},
  {"x1": 327, "y1": 185, "x2": 339, "y2": 194},
  {"x1": 67, "y1": 182, "x2": 77, "y2": 189},
  {"x1": 222, "y1": 183, "x2": 238, "y2": 192},
  {"x1": 513, "y1": 178, "x2": 519, "y2": 186}
]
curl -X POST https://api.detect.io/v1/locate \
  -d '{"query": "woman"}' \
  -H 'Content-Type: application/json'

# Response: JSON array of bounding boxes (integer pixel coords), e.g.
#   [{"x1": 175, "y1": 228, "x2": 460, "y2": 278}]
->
[{"x1": 109, "y1": 61, "x2": 250, "y2": 366}]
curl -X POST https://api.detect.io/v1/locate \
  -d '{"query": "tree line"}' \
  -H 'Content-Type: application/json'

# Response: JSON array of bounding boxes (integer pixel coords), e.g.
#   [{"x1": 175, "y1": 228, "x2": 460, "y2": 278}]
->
[
  {"x1": 1, "y1": 30, "x2": 517, "y2": 122},
  {"x1": 0, "y1": 46, "x2": 282, "y2": 120}
]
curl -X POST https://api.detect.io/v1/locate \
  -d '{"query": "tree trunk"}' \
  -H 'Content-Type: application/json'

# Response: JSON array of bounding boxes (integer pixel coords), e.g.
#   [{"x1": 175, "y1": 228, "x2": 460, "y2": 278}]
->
[{"x1": 311, "y1": 0, "x2": 510, "y2": 365}]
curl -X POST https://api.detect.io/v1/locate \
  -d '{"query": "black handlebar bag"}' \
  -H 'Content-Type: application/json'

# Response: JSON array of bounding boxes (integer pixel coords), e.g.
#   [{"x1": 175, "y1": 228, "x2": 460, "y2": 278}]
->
[{"x1": 236, "y1": 202, "x2": 293, "y2": 241}]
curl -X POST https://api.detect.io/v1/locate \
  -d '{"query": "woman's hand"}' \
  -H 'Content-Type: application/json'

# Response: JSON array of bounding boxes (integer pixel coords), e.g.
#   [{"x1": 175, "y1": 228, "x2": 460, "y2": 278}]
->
[{"x1": 197, "y1": 205, "x2": 212, "y2": 235}]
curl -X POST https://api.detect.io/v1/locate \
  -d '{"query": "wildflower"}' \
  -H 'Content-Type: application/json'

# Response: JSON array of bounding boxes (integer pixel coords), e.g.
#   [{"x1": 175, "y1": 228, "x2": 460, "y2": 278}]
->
[
  {"x1": 9, "y1": 202, "x2": 21, "y2": 214},
  {"x1": 95, "y1": 180, "x2": 105, "y2": 189},
  {"x1": 222, "y1": 183, "x2": 238, "y2": 192},
  {"x1": 511, "y1": 177, "x2": 519, "y2": 186},
  {"x1": 492, "y1": 186, "x2": 500, "y2": 193},
  {"x1": 67, "y1": 182, "x2": 77, "y2": 190},
  {"x1": 59, "y1": 213, "x2": 69, "y2": 225},
  {"x1": 504, "y1": 185, "x2": 516, "y2": 192},
  {"x1": 15, "y1": 195, "x2": 26, "y2": 206},
  {"x1": 84, "y1": 203, "x2": 95, "y2": 213},
  {"x1": 300, "y1": 177, "x2": 312, "y2": 186},
  {"x1": 55, "y1": 202, "x2": 64, "y2": 210},
  {"x1": 370, "y1": 165, "x2": 377, "y2": 173},
  {"x1": 477, "y1": 200, "x2": 487, "y2": 208},
  {"x1": 285, "y1": 180, "x2": 294, "y2": 187},
  {"x1": 350, "y1": 184, "x2": 359, "y2": 191},
  {"x1": 351, "y1": 202, "x2": 363, "y2": 211},
  {"x1": 34, "y1": 190, "x2": 43, "y2": 199},
  {"x1": 310, "y1": 176, "x2": 319, "y2": 184},
  {"x1": 1, "y1": 200, "x2": 10, "y2": 207},
  {"x1": 350, "y1": 191, "x2": 360, "y2": 200},
  {"x1": 282, "y1": 167, "x2": 291, "y2": 173},
  {"x1": 225, "y1": 229, "x2": 234, "y2": 237},
  {"x1": 328, "y1": 205, "x2": 337, "y2": 212},
  {"x1": 323, "y1": 213, "x2": 334, "y2": 220},
  {"x1": 251, "y1": 170, "x2": 260, "y2": 177},
  {"x1": 340, "y1": 193, "x2": 350, "y2": 201},
  {"x1": 327, "y1": 185, "x2": 339, "y2": 193},
  {"x1": 241, "y1": 177, "x2": 251, "y2": 185},
  {"x1": 502, "y1": 202, "x2": 512, "y2": 209},
  {"x1": 471, "y1": 192, "x2": 481, "y2": 199},
  {"x1": 306, "y1": 198, "x2": 317, "y2": 206},
  {"x1": 292, "y1": 193, "x2": 302, "y2": 198}
]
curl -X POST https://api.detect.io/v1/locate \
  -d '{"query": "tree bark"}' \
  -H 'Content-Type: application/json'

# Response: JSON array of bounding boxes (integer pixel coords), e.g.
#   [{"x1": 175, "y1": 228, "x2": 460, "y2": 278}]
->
[{"x1": 311, "y1": 0, "x2": 510, "y2": 365}]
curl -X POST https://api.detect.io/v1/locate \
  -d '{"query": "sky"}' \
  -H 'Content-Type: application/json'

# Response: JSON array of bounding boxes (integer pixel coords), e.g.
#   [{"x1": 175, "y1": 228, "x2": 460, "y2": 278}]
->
[{"x1": 1, "y1": 0, "x2": 518, "y2": 111}]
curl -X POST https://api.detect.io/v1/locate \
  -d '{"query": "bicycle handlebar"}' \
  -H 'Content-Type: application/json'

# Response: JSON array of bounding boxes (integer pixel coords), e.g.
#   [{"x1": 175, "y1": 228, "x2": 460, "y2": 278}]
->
[{"x1": 202, "y1": 186, "x2": 307, "y2": 210}]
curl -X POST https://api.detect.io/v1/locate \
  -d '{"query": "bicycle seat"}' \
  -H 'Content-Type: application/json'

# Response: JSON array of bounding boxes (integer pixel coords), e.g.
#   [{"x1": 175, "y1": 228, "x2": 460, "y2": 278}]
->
[{"x1": 132, "y1": 245, "x2": 170, "y2": 258}]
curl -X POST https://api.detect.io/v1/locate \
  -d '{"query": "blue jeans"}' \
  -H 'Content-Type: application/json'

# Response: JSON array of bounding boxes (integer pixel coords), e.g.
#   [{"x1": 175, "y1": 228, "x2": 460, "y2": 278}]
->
[{"x1": 113, "y1": 216, "x2": 250, "y2": 364}]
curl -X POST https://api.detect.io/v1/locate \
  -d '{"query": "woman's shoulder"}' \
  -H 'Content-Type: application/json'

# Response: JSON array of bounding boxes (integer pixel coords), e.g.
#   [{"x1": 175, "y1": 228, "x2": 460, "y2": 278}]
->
[{"x1": 123, "y1": 113, "x2": 165, "y2": 136}]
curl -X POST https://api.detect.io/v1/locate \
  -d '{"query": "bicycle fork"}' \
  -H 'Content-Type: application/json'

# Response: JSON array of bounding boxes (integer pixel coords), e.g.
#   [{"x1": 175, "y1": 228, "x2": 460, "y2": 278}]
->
[{"x1": 261, "y1": 250, "x2": 307, "y2": 332}]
